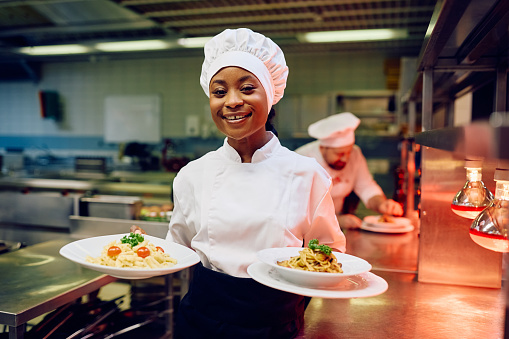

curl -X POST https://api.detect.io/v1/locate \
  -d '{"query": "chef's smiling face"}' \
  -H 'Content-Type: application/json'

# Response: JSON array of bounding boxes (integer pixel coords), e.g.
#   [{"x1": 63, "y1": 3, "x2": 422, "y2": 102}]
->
[
  {"x1": 209, "y1": 66, "x2": 269, "y2": 143},
  {"x1": 320, "y1": 144, "x2": 354, "y2": 170}
]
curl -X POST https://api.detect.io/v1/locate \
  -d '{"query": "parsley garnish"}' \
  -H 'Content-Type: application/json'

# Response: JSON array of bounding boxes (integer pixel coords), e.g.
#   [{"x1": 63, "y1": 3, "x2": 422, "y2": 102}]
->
[
  {"x1": 121, "y1": 232, "x2": 144, "y2": 247},
  {"x1": 308, "y1": 239, "x2": 332, "y2": 256}
]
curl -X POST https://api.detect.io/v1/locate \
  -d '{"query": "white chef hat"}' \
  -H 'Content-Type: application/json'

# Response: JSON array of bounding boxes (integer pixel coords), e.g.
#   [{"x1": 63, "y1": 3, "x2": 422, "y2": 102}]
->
[
  {"x1": 308, "y1": 112, "x2": 361, "y2": 148},
  {"x1": 199, "y1": 28, "x2": 288, "y2": 115}
]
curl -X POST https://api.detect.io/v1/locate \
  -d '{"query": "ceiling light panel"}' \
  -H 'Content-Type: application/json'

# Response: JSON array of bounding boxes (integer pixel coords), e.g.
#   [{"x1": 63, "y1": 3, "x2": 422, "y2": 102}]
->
[
  {"x1": 299, "y1": 29, "x2": 409, "y2": 43},
  {"x1": 18, "y1": 44, "x2": 91, "y2": 55},
  {"x1": 95, "y1": 40, "x2": 170, "y2": 52}
]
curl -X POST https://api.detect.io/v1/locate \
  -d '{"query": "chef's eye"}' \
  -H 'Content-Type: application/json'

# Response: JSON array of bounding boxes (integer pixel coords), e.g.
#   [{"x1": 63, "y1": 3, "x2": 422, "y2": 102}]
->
[
  {"x1": 211, "y1": 88, "x2": 227, "y2": 96},
  {"x1": 241, "y1": 85, "x2": 256, "y2": 93}
]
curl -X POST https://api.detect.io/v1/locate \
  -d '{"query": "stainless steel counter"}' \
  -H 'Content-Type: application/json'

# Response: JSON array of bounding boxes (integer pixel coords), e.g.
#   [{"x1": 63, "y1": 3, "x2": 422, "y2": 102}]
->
[
  {"x1": 0, "y1": 238, "x2": 116, "y2": 338},
  {"x1": 344, "y1": 227, "x2": 419, "y2": 273},
  {"x1": 298, "y1": 270, "x2": 504, "y2": 338},
  {"x1": 296, "y1": 226, "x2": 505, "y2": 338}
]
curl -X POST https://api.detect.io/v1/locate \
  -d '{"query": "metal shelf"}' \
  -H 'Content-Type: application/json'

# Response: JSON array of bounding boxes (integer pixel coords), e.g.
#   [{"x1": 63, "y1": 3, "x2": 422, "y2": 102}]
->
[
  {"x1": 403, "y1": 0, "x2": 509, "y2": 130},
  {"x1": 0, "y1": 177, "x2": 172, "y2": 197},
  {"x1": 415, "y1": 122, "x2": 509, "y2": 160}
]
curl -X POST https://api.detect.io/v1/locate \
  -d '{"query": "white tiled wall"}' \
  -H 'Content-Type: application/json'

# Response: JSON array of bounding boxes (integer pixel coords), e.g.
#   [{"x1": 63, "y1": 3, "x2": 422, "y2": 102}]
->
[{"x1": 0, "y1": 51, "x2": 389, "y2": 138}]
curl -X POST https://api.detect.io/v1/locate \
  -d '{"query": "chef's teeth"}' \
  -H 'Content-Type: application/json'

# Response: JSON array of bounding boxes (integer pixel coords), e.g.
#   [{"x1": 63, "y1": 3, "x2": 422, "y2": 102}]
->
[{"x1": 226, "y1": 115, "x2": 245, "y2": 120}]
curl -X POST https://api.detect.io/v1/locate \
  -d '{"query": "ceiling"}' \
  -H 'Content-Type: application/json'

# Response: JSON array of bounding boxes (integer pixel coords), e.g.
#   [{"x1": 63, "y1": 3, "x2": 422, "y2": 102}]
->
[
  {"x1": 0, "y1": 0, "x2": 438, "y2": 56},
  {"x1": 0, "y1": 0, "x2": 437, "y2": 79}
]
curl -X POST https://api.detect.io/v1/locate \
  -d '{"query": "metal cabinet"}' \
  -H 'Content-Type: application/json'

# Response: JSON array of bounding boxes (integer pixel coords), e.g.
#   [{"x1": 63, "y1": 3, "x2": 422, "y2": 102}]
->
[
  {"x1": 404, "y1": 0, "x2": 509, "y2": 288},
  {"x1": 0, "y1": 176, "x2": 173, "y2": 244}
]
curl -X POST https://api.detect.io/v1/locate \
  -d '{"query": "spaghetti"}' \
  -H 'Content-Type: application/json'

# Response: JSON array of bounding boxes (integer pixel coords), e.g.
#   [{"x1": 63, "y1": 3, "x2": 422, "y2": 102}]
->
[{"x1": 277, "y1": 247, "x2": 343, "y2": 273}]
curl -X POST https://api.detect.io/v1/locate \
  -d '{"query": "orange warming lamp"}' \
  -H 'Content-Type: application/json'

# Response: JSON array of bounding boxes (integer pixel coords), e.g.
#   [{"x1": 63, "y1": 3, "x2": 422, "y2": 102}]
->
[
  {"x1": 451, "y1": 159, "x2": 494, "y2": 219},
  {"x1": 469, "y1": 167, "x2": 509, "y2": 252}
]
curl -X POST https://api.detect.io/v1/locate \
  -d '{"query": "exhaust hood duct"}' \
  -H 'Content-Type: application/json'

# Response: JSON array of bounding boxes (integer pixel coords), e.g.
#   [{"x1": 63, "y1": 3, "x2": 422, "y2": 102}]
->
[{"x1": 0, "y1": 60, "x2": 40, "y2": 82}]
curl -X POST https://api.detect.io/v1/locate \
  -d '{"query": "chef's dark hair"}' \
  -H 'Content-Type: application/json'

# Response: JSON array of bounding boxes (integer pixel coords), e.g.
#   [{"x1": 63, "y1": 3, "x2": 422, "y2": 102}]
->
[{"x1": 265, "y1": 107, "x2": 278, "y2": 137}]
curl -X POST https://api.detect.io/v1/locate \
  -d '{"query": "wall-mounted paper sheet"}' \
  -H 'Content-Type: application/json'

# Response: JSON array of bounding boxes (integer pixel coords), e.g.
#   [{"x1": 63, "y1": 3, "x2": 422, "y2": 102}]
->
[{"x1": 104, "y1": 95, "x2": 161, "y2": 143}]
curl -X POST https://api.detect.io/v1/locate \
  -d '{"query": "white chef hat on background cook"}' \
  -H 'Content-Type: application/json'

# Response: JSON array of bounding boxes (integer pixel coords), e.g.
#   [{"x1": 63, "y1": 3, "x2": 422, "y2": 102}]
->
[
  {"x1": 308, "y1": 112, "x2": 361, "y2": 148},
  {"x1": 199, "y1": 28, "x2": 288, "y2": 114}
]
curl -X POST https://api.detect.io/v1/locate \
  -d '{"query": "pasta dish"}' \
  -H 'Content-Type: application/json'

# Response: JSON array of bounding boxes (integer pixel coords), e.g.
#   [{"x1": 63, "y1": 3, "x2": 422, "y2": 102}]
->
[
  {"x1": 378, "y1": 214, "x2": 395, "y2": 223},
  {"x1": 86, "y1": 233, "x2": 177, "y2": 269},
  {"x1": 277, "y1": 240, "x2": 343, "y2": 273}
]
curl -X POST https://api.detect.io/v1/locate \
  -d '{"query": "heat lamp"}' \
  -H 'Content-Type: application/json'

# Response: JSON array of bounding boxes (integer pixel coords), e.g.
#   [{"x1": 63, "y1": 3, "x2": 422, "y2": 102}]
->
[
  {"x1": 451, "y1": 158, "x2": 494, "y2": 219},
  {"x1": 469, "y1": 167, "x2": 509, "y2": 252}
]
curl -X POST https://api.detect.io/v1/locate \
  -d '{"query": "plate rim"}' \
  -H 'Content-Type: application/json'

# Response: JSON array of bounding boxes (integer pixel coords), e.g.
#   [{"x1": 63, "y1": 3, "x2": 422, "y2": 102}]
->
[
  {"x1": 247, "y1": 262, "x2": 388, "y2": 299},
  {"x1": 360, "y1": 223, "x2": 415, "y2": 234}
]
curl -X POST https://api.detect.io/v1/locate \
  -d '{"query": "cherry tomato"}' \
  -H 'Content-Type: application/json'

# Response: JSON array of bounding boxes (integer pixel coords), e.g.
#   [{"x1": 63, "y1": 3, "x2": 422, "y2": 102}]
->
[
  {"x1": 137, "y1": 246, "x2": 150, "y2": 258},
  {"x1": 155, "y1": 246, "x2": 164, "y2": 253},
  {"x1": 107, "y1": 246, "x2": 121, "y2": 257}
]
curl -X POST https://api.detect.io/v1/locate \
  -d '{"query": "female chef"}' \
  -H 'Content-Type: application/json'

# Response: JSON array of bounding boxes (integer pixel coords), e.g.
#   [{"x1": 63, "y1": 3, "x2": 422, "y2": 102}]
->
[{"x1": 166, "y1": 28, "x2": 346, "y2": 338}]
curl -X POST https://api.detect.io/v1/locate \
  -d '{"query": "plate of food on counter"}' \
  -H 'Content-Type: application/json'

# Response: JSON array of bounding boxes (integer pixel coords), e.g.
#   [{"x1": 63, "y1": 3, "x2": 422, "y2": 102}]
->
[
  {"x1": 248, "y1": 240, "x2": 388, "y2": 299},
  {"x1": 361, "y1": 215, "x2": 414, "y2": 233},
  {"x1": 60, "y1": 232, "x2": 200, "y2": 279}
]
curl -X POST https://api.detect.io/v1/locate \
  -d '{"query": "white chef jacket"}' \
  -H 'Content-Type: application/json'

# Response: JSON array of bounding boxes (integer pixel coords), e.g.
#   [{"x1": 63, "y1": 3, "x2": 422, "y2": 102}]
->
[
  {"x1": 167, "y1": 132, "x2": 346, "y2": 278},
  {"x1": 295, "y1": 140, "x2": 384, "y2": 214}
]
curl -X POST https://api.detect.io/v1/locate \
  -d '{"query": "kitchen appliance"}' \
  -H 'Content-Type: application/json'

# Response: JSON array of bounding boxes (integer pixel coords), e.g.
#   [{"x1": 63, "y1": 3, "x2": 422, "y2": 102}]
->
[
  {"x1": 75, "y1": 156, "x2": 107, "y2": 175},
  {"x1": 81, "y1": 195, "x2": 142, "y2": 220}
]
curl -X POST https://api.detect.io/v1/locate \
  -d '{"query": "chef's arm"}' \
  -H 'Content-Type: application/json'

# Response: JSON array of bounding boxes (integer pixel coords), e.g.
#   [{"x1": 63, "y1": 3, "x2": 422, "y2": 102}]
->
[{"x1": 366, "y1": 195, "x2": 404, "y2": 216}]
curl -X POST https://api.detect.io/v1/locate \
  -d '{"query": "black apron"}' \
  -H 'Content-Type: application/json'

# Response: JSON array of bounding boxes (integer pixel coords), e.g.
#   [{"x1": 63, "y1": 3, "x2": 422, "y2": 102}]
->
[{"x1": 174, "y1": 263, "x2": 305, "y2": 339}]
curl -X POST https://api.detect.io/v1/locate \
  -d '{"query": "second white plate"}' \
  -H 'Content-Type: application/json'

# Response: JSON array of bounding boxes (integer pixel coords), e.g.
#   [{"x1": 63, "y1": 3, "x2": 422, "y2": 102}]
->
[{"x1": 247, "y1": 262, "x2": 388, "y2": 299}]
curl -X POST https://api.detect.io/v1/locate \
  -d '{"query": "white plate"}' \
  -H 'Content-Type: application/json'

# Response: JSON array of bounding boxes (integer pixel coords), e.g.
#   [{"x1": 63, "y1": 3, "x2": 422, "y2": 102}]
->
[
  {"x1": 257, "y1": 247, "x2": 372, "y2": 288},
  {"x1": 247, "y1": 262, "x2": 388, "y2": 299},
  {"x1": 360, "y1": 223, "x2": 415, "y2": 234},
  {"x1": 60, "y1": 233, "x2": 200, "y2": 279},
  {"x1": 363, "y1": 215, "x2": 411, "y2": 228}
]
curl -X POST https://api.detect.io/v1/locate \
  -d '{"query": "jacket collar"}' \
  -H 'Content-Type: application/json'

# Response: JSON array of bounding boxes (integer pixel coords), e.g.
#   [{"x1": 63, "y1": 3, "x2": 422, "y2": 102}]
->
[{"x1": 221, "y1": 132, "x2": 279, "y2": 163}]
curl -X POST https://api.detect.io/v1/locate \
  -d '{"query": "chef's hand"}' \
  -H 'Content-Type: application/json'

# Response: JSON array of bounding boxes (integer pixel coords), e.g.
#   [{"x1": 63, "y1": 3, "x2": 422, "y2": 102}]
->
[
  {"x1": 378, "y1": 199, "x2": 404, "y2": 216},
  {"x1": 337, "y1": 214, "x2": 363, "y2": 229},
  {"x1": 130, "y1": 224, "x2": 147, "y2": 235}
]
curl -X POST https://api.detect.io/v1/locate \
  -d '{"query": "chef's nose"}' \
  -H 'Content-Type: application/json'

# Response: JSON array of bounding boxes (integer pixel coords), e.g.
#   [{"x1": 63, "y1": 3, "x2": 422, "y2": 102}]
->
[
  {"x1": 338, "y1": 153, "x2": 348, "y2": 160},
  {"x1": 226, "y1": 90, "x2": 243, "y2": 108}
]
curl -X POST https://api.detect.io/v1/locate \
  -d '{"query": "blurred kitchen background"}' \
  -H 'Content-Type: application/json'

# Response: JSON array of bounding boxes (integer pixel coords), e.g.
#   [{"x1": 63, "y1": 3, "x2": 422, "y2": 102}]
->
[
  {"x1": 0, "y1": 0, "x2": 504, "y2": 246},
  {"x1": 0, "y1": 0, "x2": 435, "y2": 168},
  {"x1": 0, "y1": 0, "x2": 443, "y2": 247}
]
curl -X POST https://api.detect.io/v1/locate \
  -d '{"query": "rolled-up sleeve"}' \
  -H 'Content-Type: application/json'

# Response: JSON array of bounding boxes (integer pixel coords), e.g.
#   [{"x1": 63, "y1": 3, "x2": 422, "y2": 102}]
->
[{"x1": 352, "y1": 148, "x2": 385, "y2": 205}]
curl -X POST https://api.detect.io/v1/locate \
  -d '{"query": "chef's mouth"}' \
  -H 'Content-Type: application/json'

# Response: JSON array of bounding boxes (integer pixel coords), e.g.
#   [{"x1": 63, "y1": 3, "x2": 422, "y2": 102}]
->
[
  {"x1": 223, "y1": 113, "x2": 252, "y2": 121},
  {"x1": 329, "y1": 161, "x2": 346, "y2": 170}
]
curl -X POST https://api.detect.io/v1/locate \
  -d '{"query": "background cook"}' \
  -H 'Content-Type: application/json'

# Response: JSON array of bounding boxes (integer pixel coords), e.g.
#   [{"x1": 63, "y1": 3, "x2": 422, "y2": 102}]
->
[{"x1": 296, "y1": 112, "x2": 404, "y2": 229}]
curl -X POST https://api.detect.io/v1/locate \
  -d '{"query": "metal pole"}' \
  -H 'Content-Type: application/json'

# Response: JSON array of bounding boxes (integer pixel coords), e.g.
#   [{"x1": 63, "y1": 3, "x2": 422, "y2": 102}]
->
[
  {"x1": 405, "y1": 100, "x2": 417, "y2": 217},
  {"x1": 409, "y1": 101, "x2": 416, "y2": 137},
  {"x1": 495, "y1": 62, "x2": 507, "y2": 112},
  {"x1": 422, "y1": 68, "x2": 434, "y2": 131}
]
